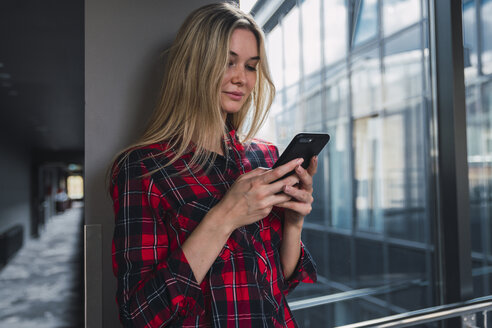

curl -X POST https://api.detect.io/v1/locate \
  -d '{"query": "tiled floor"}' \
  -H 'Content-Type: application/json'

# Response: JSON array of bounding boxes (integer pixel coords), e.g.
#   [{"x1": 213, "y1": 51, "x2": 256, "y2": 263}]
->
[{"x1": 0, "y1": 203, "x2": 84, "y2": 328}]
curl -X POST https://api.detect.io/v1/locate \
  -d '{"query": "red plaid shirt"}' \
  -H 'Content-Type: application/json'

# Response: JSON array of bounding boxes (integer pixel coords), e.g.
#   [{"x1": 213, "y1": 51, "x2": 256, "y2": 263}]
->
[{"x1": 111, "y1": 130, "x2": 317, "y2": 327}]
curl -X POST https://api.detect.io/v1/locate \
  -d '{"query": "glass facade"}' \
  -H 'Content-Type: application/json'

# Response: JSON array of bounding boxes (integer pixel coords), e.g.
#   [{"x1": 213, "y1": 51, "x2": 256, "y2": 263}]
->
[
  {"x1": 464, "y1": 0, "x2": 492, "y2": 299},
  {"x1": 248, "y1": 0, "x2": 492, "y2": 326}
]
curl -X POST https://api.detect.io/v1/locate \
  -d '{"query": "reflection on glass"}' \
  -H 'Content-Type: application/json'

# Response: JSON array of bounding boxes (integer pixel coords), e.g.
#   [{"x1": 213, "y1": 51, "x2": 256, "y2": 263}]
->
[
  {"x1": 304, "y1": 124, "x2": 326, "y2": 226},
  {"x1": 382, "y1": 108, "x2": 427, "y2": 242},
  {"x1": 382, "y1": 0, "x2": 420, "y2": 36},
  {"x1": 258, "y1": 0, "x2": 436, "y2": 325},
  {"x1": 464, "y1": 0, "x2": 492, "y2": 298},
  {"x1": 324, "y1": 0, "x2": 347, "y2": 65},
  {"x1": 267, "y1": 25, "x2": 284, "y2": 91},
  {"x1": 468, "y1": 81, "x2": 492, "y2": 297},
  {"x1": 325, "y1": 73, "x2": 349, "y2": 119},
  {"x1": 283, "y1": 6, "x2": 300, "y2": 87},
  {"x1": 302, "y1": 0, "x2": 321, "y2": 77},
  {"x1": 383, "y1": 26, "x2": 422, "y2": 107},
  {"x1": 328, "y1": 118, "x2": 352, "y2": 230},
  {"x1": 467, "y1": 85, "x2": 483, "y2": 254},
  {"x1": 304, "y1": 91, "x2": 322, "y2": 127},
  {"x1": 482, "y1": 0, "x2": 492, "y2": 74},
  {"x1": 463, "y1": 0, "x2": 478, "y2": 79},
  {"x1": 484, "y1": 83, "x2": 492, "y2": 259},
  {"x1": 353, "y1": 0, "x2": 378, "y2": 45},
  {"x1": 274, "y1": 108, "x2": 296, "y2": 148},
  {"x1": 381, "y1": 114, "x2": 405, "y2": 212},
  {"x1": 354, "y1": 117, "x2": 383, "y2": 233},
  {"x1": 351, "y1": 49, "x2": 381, "y2": 116}
]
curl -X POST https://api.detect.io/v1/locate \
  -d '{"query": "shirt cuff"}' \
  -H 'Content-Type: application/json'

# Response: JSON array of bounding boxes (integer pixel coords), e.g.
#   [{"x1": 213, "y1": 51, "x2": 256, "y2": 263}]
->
[
  {"x1": 163, "y1": 246, "x2": 205, "y2": 317},
  {"x1": 283, "y1": 242, "x2": 317, "y2": 295}
]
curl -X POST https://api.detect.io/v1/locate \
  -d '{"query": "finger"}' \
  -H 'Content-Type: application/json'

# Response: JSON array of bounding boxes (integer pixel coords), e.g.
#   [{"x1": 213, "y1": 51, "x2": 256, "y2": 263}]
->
[
  {"x1": 267, "y1": 174, "x2": 300, "y2": 194},
  {"x1": 276, "y1": 201, "x2": 312, "y2": 216},
  {"x1": 238, "y1": 166, "x2": 271, "y2": 180},
  {"x1": 307, "y1": 156, "x2": 318, "y2": 176},
  {"x1": 261, "y1": 193, "x2": 292, "y2": 208},
  {"x1": 263, "y1": 158, "x2": 304, "y2": 184},
  {"x1": 283, "y1": 185, "x2": 313, "y2": 203},
  {"x1": 294, "y1": 165, "x2": 313, "y2": 189}
]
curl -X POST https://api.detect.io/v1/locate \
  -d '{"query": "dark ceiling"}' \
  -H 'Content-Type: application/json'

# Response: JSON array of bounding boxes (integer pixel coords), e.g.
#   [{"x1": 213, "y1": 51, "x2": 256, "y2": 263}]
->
[{"x1": 0, "y1": 0, "x2": 84, "y2": 154}]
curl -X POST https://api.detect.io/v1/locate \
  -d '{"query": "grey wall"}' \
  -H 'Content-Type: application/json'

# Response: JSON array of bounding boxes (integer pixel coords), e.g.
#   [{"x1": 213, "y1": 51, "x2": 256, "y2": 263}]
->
[
  {"x1": 84, "y1": 1, "x2": 221, "y2": 326},
  {"x1": 0, "y1": 139, "x2": 32, "y2": 244}
]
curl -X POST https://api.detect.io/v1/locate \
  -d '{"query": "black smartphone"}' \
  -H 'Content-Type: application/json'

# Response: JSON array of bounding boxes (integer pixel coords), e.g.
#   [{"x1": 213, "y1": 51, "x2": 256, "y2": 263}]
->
[{"x1": 272, "y1": 133, "x2": 330, "y2": 181}]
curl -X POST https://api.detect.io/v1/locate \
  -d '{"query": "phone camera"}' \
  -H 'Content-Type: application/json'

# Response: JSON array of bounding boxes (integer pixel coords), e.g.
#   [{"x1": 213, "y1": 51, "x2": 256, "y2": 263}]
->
[{"x1": 299, "y1": 138, "x2": 313, "y2": 143}]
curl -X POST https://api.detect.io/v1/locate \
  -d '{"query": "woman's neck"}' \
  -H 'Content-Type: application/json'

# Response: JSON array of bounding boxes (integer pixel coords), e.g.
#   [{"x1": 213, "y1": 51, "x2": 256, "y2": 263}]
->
[{"x1": 191, "y1": 132, "x2": 225, "y2": 156}]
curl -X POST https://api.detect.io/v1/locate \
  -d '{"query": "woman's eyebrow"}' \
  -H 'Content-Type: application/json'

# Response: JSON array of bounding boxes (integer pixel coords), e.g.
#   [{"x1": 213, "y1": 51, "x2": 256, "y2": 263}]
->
[{"x1": 229, "y1": 50, "x2": 260, "y2": 61}]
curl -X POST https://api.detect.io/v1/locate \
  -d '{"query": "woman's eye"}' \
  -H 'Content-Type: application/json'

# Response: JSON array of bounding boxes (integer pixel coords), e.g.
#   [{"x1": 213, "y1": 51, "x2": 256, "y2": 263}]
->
[{"x1": 246, "y1": 65, "x2": 257, "y2": 72}]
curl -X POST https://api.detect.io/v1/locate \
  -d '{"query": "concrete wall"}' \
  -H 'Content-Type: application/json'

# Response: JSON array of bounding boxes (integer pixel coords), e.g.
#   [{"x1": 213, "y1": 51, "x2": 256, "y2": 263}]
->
[
  {"x1": 0, "y1": 140, "x2": 32, "y2": 246},
  {"x1": 84, "y1": 1, "x2": 223, "y2": 326}
]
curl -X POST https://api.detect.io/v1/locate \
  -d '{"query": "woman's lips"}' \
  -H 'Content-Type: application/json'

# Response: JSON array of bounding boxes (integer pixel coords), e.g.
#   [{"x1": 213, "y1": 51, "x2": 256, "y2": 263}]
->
[{"x1": 224, "y1": 91, "x2": 244, "y2": 101}]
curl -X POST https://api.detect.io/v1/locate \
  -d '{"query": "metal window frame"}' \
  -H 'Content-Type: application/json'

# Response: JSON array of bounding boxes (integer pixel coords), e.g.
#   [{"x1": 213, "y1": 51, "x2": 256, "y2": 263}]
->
[{"x1": 428, "y1": 0, "x2": 473, "y2": 306}]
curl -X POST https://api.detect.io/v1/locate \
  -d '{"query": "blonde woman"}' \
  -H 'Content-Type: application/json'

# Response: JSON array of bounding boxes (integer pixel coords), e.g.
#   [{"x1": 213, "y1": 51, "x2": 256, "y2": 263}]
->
[{"x1": 110, "y1": 3, "x2": 317, "y2": 327}]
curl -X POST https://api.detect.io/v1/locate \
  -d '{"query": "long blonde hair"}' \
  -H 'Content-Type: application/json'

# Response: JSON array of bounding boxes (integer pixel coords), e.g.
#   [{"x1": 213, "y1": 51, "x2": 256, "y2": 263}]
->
[{"x1": 118, "y1": 2, "x2": 275, "y2": 175}]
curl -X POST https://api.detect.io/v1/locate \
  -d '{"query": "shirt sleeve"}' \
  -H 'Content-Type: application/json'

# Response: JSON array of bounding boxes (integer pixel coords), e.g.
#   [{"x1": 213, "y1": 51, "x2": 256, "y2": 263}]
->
[
  {"x1": 267, "y1": 144, "x2": 318, "y2": 295},
  {"x1": 263, "y1": 144, "x2": 317, "y2": 295},
  {"x1": 282, "y1": 241, "x2": 317, "y2": 295},
  {"x1": 111, "y1": 151, "x2": 204, "y2": 327}
]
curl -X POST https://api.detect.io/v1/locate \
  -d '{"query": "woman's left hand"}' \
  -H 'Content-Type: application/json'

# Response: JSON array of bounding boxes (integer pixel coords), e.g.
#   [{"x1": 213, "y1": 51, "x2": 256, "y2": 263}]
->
[{"x1": 276, "y1": 156, "x2": 318, "y2": 226}]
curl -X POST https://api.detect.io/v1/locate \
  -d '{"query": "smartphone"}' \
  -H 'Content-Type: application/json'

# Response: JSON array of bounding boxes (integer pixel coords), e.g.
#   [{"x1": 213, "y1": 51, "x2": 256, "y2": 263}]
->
[{"x1": 272, "y1": 133, "x2": 330, "y2": 181}]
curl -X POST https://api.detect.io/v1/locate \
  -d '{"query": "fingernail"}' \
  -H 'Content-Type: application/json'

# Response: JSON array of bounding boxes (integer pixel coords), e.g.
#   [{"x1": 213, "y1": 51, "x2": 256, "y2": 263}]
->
[{"x1": 297, "y1": 158, "x2": 304, "y2": 164}]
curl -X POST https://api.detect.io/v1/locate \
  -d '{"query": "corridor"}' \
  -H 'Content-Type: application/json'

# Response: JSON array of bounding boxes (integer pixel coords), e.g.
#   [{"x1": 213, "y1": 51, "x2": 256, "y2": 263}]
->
[{"x1": 0, "y1": 204, "x2": 84, "y2": 328}]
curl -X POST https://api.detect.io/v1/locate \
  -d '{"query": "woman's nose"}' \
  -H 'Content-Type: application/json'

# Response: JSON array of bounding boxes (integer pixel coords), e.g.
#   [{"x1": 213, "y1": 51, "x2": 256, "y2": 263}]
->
[{"x1": 231, "y1": 66, "x2": 246, "y2": 85}]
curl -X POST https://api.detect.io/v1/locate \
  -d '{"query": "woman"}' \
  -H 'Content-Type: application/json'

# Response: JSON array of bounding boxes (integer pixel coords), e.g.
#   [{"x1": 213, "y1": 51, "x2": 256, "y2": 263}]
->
[{"x1": 110, "y1": 3, "x2": 317, "y2": 327}]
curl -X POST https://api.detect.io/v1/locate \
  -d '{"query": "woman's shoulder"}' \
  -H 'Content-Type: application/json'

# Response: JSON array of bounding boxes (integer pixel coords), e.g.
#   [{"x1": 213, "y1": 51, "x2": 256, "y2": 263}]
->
[
  {"x1": 244, "y1": 137, "x2": 279, "y2": 166},
  {"x1": 110, "y1": 142, "x2": 178, "y2": 182},
  {"x1": 248, "y1": 138, "x2": 279, "y2": 155}
]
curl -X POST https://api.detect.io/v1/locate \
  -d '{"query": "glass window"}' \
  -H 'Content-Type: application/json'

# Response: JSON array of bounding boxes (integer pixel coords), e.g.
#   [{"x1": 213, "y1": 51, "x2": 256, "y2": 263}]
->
[
  {"x1": 483, "y1": 83, "x2": 492, "y2": 260},
  {"x1": 323, "y1": 76, "x2": 352, "y2": 230},
  {"x1": 323, "y1": 0, "x2": 347, "y2": 65},
  {"x1": 468, "y1": 81, "x2": 492, "y2": 297},
  {"x1": 465, "y1": 0, "x2": 492, "y2": 299},
  {"x1": 382, "y1": 0, "x2": 420, "y2": 36},
  {"x1": 267, "y1": 25, "x2": 284, "y2": 91},
  {"x1": 325, "y1": 72, "x2": 349, "y2": 119},
  {"x1": 354, "y1": 116, "x2": 384, "y2": 233},
  {"x1": 383, "y1": 26, "x2": 423, "y2": 107},
  {"x1": 275, "y1": 107, "x2": 297, "y2": 147},
  {"x1": 467, "y1": 85, "x2": 483, "y2": 253},
  {"x1": 303, "y1": 123, "x2": 327, "y2": 227},
  {"x1": 382, "y1": 105, "x2": 427, "y2": 242},
  {"x1": 327, "y1": 117, "x2": 352, "y2": 230},
  {"x1": 351, "y1": 49, "x2": 382, "y2": 117},
  {"x1": 260, "y1": 0, "x2": 436, "y2": 326},
  {"x1": 67, "y1": 175, "x2": 84, "y2": 200},
  {"x1": 463, "y1": 0, "x2": 478, "y2": 79},
  {"x1": 304, "y1": 91, "x2": 323, "y2": 127},
  {"x1": 301, "y1": 0, "x2": 322, "y2": 77},
  {"x1": 283, "y1": 6, "x2": 301, "y2": 87},
  {"x1": 482, "y1": 0, "x2": 492, "y2": 74},
  {"x1": 353, "y1": 0, "x2": 378, "y2": 46}
]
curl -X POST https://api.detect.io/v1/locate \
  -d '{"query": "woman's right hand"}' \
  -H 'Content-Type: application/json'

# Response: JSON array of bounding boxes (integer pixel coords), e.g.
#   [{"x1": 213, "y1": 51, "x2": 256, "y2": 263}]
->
[
  {"x1": 214, "y1": 158, "x2": 304, "y2": 232},
  {"x1": 182, "y1": 157, "x2": 304, "y2": 284}
]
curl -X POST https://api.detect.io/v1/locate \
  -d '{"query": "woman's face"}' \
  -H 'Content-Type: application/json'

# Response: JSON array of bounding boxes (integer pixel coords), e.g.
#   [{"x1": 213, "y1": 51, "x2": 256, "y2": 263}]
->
[{"x1": 220, "y1": 28, "x2": 259, "y2": 116}]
